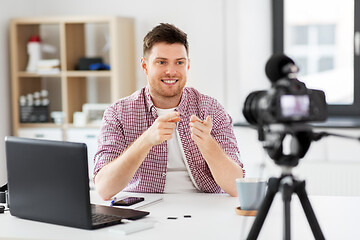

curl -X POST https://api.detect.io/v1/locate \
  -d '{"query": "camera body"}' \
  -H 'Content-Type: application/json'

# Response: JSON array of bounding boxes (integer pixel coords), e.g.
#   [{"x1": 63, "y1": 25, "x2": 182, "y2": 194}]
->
[
  {"x1": 243, "y1": 78, "x2": 327, "y2": 125},
  {"x1": 243, "y1": 54, "x2": 327, "y2": 126}
]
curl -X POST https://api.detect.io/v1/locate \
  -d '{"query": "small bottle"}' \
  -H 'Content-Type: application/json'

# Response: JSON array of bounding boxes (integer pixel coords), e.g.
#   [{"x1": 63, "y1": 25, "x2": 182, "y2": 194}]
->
[
  {"x1": 41, "y1": 98, "x2": 50, "y2": 106},
  {"x1": 40, "y1": 89, "x2": 48, "y2": 98},
  {"x1": 40, "y1": 89, "x2": 50, "y2": 106},
  {"x1": 19, "y1": 96, "x2": 26, "y2": 106},
  {"x1": 33, "y1": 91, "x2": 40, "y2": 99},
  {"x1": 26, "y1": 93, "x2": 34, "y2": 106},
  {"x1": 33, "y1": 91, "x2": 41, "y2": 106},
  {"x1": 26, "y1": 35, "x2": 42, "y2": 72}
]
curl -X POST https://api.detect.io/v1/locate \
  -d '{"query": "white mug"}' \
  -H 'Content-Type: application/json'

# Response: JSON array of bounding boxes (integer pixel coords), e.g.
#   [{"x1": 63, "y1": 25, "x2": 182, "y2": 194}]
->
[{"x1": 236, "y1": 178, "x2": 267, "y2": 211}]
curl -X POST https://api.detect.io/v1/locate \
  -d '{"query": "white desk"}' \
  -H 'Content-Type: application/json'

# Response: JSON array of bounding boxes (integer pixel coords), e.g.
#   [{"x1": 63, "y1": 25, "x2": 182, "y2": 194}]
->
[{"x1": 0, "y1": 191, "x2": 359, "y2": 240}]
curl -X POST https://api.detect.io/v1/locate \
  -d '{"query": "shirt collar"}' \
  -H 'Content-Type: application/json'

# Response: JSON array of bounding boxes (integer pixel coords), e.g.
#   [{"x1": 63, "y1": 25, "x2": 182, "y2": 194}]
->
[
  {"x1": 144, "y1": 85, "x2": 155, "y2": 113},
  {"x1": 143, "y1": 85, "x2": 189, "y2": 118}
]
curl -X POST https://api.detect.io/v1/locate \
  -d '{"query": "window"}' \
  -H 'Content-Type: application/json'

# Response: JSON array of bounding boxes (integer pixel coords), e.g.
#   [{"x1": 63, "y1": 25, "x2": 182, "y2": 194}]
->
[{"x1": 273, "y1": 0, "x2": 360, "y2": 116}]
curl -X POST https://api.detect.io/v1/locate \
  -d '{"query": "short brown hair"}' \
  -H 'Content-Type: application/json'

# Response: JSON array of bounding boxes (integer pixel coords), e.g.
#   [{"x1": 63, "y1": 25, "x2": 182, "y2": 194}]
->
[{"x1": 143, "y1": 23, "x2": 189, "y2": 57}]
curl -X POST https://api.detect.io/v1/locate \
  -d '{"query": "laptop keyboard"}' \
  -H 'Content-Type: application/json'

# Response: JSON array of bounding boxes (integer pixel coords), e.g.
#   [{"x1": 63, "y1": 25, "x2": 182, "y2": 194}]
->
[{"x1": 92, "y1": 213, "x2": 122, "y2": 225}]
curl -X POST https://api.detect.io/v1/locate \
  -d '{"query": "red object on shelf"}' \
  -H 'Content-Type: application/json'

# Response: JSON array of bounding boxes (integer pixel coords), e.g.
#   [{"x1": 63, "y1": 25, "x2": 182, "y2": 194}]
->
[{"x1": 28, "y1": 35, "x2": 41, "y2": 42}]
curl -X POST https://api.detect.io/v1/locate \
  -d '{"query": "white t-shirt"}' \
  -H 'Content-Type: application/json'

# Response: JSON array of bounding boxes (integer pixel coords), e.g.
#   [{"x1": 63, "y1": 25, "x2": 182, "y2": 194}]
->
[{"x1": 155, "y1": 107, "x2": 199, "y2": 193}]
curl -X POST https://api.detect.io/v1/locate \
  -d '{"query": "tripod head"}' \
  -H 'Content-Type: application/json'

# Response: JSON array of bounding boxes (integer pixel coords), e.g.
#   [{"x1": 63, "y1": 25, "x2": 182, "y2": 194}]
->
[
  {"x1": 257, "y1": 123, "x2": 313, "y2": 167},
  {"x1": 256, "y1": 121, "x2": 360, "y2": 168}
]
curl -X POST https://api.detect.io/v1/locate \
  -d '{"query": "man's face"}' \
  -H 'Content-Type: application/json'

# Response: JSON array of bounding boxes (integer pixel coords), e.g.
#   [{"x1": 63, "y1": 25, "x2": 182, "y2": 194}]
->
[{"x1": 141, "y1": 42, "x2": 190, "y2": 102}]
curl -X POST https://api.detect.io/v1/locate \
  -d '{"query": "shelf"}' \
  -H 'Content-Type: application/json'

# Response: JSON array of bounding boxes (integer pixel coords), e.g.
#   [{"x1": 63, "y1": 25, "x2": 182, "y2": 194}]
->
[
  {"x1": 66, "y1": 70, "x2": 112, "y2": 77},
  {"x1": 19, "y1": 123, "x2": 102, "y2": 129},
  {"x1": 18, "y1": 72, "x2": 62, "y2": 78},
  {"x1": 64, "y1": 123, "x2": 102, "y2": 129},
  {"x1": 11, "y1": 16, "x2": 135, "y2": 137},
  {"x1": 19, "y1": 123, "x2": 61, "y2": 128},
  {"x1": 17, "y1": 71, "x2": 112, "y2": 78}
]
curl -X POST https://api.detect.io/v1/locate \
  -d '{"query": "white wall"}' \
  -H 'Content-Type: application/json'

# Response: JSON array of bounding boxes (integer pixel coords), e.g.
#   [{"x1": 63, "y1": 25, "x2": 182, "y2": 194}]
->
[{"x1": 228, "y1": 0, "x2": 272, "y2": 121}]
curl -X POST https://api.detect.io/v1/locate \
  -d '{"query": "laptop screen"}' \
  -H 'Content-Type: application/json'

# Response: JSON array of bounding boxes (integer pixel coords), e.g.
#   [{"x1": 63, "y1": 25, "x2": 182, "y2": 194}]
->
[
  {"x1": 5, "y1": 136, "x2": 149, "y2": 229},
  {"x1": 5, "y1": 136, "x2": 93, "y2": 228}
]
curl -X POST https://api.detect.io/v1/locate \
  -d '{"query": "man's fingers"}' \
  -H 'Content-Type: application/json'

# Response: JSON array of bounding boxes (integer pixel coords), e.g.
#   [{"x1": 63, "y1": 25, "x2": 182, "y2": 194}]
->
[
  {"x1": 190, "y1": 115, "x2": 201, "y2": 123},
  {"x1": 189, "y1": 121, "x2": 206, "y2": 132},
  {"x1": 169, "y1": 116, "x2": 181, "y2": 122},
  {"x1": 203, "y1": 115, "x2": 212, "y2": 127},
  {"x1": 159, "y1": 112, "x2": 181, "y2": 122},
  {"x1": 205, "y1": 115, "x2": 211, "y2": 123},
  {"x1": 158, "y1": 126, "x2": 176, "y2": 135},
  {"x1": 189, "y1": 115, "x2": 212, "y2": 137},
  {"x1": 156, "y1": 122, "x2": 177, "y2": 134},
  {"x1": 190, "y1": 115, "x2": 211, "y2": 124},
  {"x1": 190, "y1": 126, "x2": 202, "y2": 138}
]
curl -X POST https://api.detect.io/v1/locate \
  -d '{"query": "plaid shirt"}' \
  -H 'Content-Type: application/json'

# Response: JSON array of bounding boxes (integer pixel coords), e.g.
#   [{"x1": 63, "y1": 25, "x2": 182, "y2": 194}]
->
[{"x1": 94, "y1": 86, "x2": 244, "y2": 193}]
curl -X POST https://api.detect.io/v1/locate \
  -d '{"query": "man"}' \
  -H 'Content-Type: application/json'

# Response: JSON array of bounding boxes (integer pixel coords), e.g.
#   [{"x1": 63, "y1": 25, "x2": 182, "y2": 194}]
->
[{"x1": 94, "y1": 23, "x2": 244, "y2": 200}]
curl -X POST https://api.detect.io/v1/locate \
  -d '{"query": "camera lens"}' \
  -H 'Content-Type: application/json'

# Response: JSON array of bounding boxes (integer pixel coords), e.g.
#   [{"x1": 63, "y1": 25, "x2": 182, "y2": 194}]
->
[{"x1": 242, "y1": 90, "x2": 267, "y2": 125}]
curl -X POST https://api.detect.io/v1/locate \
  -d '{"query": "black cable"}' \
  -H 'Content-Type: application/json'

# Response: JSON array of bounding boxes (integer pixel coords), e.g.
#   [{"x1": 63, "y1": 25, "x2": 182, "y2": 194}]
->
[{"x1": 312, "y1": 131, "x2": 360, "y2": 142}]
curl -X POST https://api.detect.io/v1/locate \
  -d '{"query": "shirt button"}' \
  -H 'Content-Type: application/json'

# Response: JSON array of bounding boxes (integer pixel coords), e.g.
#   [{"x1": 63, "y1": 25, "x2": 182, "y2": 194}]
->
[
  {"x1": 163, "y1": 147, "x2": 167, "y2": 151},
  {"x1": 162, "y1": 173, "x2": 167, "y2": 177}
]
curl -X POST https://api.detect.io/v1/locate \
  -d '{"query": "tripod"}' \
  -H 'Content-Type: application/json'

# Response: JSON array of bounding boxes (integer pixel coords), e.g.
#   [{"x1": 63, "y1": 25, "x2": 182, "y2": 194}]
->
[
  {"x1": 246, "y1": 125, "x2": 325, "y2": 240},
  {"x1": 246, "y1": 168, "x2": 325, "y2": 240}
]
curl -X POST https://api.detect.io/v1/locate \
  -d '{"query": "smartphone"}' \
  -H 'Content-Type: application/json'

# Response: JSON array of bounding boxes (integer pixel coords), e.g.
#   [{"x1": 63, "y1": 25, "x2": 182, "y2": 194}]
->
[{"x1": 113, "y1": 197, "x2": 145, "y2": 206}]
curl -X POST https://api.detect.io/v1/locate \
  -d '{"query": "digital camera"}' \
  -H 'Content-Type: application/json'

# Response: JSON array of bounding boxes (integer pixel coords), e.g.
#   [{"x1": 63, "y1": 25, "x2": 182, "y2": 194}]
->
[{"x1": 243, "y1": 54, "x2": 327, "y2": 126}]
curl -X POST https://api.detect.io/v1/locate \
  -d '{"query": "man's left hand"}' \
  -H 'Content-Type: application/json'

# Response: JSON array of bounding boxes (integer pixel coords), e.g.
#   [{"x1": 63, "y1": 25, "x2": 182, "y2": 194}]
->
[{"x1": 189, "y1": 115, "x2": 213, "y2": 146}]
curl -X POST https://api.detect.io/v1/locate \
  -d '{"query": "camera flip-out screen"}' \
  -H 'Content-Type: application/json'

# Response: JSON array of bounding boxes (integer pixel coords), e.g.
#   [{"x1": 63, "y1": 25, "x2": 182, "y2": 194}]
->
[{"x1": 280, "y1": 95, "x2": 310, "y2": 118}]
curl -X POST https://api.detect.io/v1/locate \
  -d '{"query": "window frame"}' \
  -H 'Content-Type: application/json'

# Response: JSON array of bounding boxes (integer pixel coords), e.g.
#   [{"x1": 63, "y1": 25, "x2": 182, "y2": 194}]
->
[{"x1": 272, "y1": 0, "x2": 360, "y2": 117}]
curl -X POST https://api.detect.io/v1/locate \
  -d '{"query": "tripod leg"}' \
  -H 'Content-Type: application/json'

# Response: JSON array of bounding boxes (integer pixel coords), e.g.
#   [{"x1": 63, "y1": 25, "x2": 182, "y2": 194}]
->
[
  {"x1": 284, "y1": 199, "x2": 291, "y2": 240},
  {"x1": 281, "y1": 179, "x2": 293, "y2": 240},
  {"x1": 294, "y1": 180, "x2": 325, "y2": 240},
  {"x1": 247, "y1": 177, "x2": 279, "y2": 240}
]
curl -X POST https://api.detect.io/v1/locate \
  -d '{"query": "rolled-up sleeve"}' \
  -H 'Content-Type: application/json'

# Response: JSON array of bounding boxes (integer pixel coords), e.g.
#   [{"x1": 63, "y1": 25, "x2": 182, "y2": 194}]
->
[
  {"x1": 93, "y1": 104, "x2": 126, "y2": 177},
  {"x1": 209, "y1": 99, "x2": 245, "y2": 177}
]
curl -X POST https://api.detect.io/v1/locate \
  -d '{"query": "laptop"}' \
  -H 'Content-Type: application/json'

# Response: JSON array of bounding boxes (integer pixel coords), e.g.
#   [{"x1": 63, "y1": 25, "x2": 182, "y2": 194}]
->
[{"x1": 5, "y1": 136, "x2": 149, "y2": 230}]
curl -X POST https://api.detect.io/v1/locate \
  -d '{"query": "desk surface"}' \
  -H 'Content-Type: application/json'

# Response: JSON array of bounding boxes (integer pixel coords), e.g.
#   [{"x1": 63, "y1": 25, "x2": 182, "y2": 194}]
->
[{"x1": 0, "y1": 191, "x2": 359, "y2": 240}]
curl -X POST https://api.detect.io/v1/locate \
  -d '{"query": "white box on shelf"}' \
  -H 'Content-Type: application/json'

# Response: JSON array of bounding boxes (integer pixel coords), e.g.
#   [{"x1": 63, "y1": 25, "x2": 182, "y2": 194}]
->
[
  {"x1": 82, "y1": 103, "x2": 109, "y2": 126},
  {"x1": 18, "y1": 128, "x2": 63, "y2": 141}
]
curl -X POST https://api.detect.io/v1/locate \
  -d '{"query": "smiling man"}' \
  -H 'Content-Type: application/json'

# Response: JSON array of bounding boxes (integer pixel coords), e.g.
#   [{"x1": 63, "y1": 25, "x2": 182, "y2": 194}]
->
[{"x1": 93, "y1": 23, "x2": 244, "y2": 200}]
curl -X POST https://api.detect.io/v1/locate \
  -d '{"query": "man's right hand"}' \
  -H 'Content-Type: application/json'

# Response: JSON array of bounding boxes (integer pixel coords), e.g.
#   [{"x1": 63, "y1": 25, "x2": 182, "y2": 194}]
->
[{"x1": 143, "y1": 112, "x2": 181, "y2": 146}]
